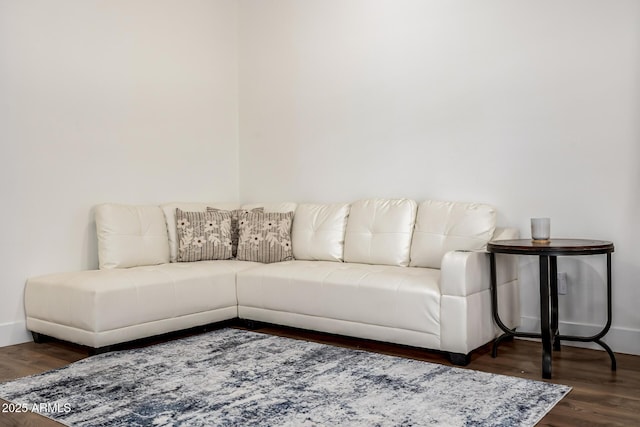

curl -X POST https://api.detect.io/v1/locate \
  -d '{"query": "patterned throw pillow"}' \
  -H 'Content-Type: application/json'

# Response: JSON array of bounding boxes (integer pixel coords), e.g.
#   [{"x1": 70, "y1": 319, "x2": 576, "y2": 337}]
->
[
  {"x1": 206, "y1": 207, "x2": 264, "y2": 257},
  {"x1": 176, "y1": 209, "x2": 233, "y2": 262},
  {"x1": 236, "y1": 211, "x2": 294, "y2": 263}
]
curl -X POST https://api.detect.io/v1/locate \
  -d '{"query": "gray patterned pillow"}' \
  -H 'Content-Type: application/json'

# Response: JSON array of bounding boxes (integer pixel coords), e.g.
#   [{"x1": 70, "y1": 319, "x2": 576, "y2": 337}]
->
[
  {"x1": 206, "y1": 207, "x2": 264, "y2": 257},
  {"x1": 176, "y1": 209, "x2": 233, "y2": 262},
  {"x1": 236, "y1": 211, "x2": 294, "y2": 263}
]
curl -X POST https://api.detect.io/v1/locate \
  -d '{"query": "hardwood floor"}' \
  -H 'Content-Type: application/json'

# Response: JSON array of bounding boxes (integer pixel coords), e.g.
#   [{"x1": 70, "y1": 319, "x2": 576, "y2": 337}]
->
[{"x1": 0, "y1": 326, "x2": 638, "y2": 426}]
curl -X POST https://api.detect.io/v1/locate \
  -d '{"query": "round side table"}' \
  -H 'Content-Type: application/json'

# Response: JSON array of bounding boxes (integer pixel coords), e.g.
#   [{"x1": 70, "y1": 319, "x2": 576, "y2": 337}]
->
[{"x1": 487, "y1": 238, "x2": 616, "y2": 379}]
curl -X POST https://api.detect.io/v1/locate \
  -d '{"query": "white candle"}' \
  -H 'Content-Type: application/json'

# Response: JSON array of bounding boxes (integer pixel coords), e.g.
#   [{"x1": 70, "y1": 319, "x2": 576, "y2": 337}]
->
[{"x1": 531, "y1": 218, "x2": 551, "y2": 241}]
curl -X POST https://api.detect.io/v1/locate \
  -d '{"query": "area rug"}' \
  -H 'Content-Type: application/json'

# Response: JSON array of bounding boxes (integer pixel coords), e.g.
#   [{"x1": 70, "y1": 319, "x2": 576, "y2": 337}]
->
[{"x1": 0, "y1": 328, "x2": 570, "y2": 426}]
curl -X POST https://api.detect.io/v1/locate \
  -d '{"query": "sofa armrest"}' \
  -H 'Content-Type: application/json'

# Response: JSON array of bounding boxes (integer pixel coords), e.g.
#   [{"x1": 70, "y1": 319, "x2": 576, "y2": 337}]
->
[
  {"x1": 440, "y1": 227, "x2": 520, "y2": 297},
  {"x1": 440, "y1": 250, "x2": 489, "y2": 297},
  {"x1": 439, "y1": 226, "x2": 521, "y2": 355},
  {"x1": 440, "y1": 250, "x2": 519, "y2": 297}
]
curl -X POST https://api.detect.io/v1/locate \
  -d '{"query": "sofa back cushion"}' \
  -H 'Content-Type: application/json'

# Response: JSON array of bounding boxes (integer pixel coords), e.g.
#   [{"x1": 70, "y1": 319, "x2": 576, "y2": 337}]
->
[
  {"x1": 240, "y1": 202, "x2": 297, "y2": 213},
  {"x1": 95, "y1": 204, "x2": 170, "y2": 269},
  {"x1": 161, "y1": 202, "x2": 239, "y2": 262},
  {"x1": 292, "y1": 203, "x2": 350, "y2": 262},
  {"x1": 343, "y1": 199, "x2": 417, "y2": 267},
  {"x1": 409, "y1": 200, "x2": 496, "y2": 268}
]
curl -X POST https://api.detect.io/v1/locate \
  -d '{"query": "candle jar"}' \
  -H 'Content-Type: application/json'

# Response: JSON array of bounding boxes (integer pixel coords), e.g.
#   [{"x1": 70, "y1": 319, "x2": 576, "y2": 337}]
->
[{"x1": 531, "y1": 218, "x2": 550, "y2": 242}]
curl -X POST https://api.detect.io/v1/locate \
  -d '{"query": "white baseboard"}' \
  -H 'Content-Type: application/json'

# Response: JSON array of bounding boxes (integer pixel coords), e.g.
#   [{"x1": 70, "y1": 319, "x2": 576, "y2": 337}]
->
[
  {"x1": 0, "y1": 321, "x2": 33, "y2": 348},
  {"x1": 518, "y1": 316, "x2": 640, "y2": 356}
]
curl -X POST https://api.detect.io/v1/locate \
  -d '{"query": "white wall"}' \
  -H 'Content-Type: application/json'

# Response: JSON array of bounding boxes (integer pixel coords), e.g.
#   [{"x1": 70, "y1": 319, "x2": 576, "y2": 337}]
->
[
  {"x1": 239, "y1": 1, "x2": 640, "y2": 354},
  {"x1": 2, "y1": 0, "x2": 639, "y2": 356},
  {"x1": 0, "y1": 0, "x2": 239, "y2": 346}
]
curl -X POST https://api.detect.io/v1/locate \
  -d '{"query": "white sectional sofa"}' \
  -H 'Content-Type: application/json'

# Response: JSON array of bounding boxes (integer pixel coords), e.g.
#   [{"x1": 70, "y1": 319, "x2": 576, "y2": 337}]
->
[{"x1": 25, "y1": 199, "x2": 520, "y2": 365}]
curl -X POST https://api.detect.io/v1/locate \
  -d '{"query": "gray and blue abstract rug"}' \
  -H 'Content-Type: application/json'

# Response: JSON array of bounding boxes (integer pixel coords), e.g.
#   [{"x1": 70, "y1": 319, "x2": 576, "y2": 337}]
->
[{"x1": 0, "y1": 328, "x2": 570, "y2": 426}]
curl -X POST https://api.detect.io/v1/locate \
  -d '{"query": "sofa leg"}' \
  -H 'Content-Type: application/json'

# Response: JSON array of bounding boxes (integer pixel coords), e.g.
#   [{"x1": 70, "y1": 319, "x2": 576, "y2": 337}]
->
[
  {"x1": 448, "y1": 352, "x2": 471, "y2": 366},
  {"x1": 244, "y1": 319, "x2": 260, "y2": 330},
  {"x1": 89, "y1": 346, "x2": 113, "y2": 356},
  {"x1": 31, "y1": 332, "x2": 48, "y2": 344}
]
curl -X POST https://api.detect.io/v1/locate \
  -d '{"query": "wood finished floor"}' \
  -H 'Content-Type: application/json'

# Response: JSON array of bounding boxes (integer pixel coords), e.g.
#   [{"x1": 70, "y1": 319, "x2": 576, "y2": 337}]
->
[{"x1": 0, "y1": 325, "x2": 638, "y2": 426}]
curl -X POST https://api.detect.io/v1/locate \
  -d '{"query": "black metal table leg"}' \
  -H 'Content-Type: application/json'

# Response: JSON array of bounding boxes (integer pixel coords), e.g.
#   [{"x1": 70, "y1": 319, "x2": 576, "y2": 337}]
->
[
  {"x1": 539, "y1": 255, "x2": 552, "y2": 379},
  {"x1": 555, "y1": 253, "x2": 617, "y2": 371},
  {"x1": 490, "y1": 252, "x2": 540, "y2": 358},
  {"x1": 550, "y1": 256, "x2": 561, "y2": 351},
  {"x1": 605, "y1": 253, "x2": 617, "y2": 371},
  {"x1": 490, "y1": 252, "x2": 506, "y2": 358}
]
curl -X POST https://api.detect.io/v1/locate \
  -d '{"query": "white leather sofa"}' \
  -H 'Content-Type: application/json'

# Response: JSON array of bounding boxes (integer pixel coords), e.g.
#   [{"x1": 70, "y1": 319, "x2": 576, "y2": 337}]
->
[{"x1": 25, "y1": 199, "x2": 520, "y2": 365}]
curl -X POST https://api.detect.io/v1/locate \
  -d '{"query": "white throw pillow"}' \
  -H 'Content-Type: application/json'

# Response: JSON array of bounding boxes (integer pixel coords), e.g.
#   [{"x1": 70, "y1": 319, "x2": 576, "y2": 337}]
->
[
  {"x1": 292, "y1": 203, "x2": 350, "y2": 262},
  {"x1": 409, "y1": 200, "x2": 496, "y2": 269}
]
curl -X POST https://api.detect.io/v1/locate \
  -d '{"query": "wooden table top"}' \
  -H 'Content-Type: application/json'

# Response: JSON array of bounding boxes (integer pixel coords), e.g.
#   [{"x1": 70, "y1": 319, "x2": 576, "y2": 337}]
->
[{"x1": 487, "y1": 238, "x2": 614, "y2": 256}]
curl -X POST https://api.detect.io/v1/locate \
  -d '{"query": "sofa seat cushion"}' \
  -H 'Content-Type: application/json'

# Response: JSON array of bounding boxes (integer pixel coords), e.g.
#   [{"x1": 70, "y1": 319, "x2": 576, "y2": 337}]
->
[
  {"x1": 236, "y1": 260, "x2": 441, "y2": 338},
  {"x1": 25, "y1": 261, "x2": 260, "y2": 334}
]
